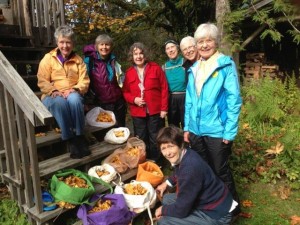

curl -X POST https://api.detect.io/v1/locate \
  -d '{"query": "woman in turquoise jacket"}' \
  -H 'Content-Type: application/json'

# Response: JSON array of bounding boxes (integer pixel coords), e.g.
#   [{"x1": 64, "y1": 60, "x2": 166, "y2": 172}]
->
[{"x1": 183, "y1": 23, "x2": 242, "y2": 217}]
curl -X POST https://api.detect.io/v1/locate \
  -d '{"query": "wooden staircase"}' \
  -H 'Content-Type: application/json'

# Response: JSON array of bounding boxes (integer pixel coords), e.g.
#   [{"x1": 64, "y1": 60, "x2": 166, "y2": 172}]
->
[
  {"x1": 0, "y1": 25, "x2": 136, "y2": 225},
  {"x1": 0, "y1": 25, "x2": 50, "y2": 93}
]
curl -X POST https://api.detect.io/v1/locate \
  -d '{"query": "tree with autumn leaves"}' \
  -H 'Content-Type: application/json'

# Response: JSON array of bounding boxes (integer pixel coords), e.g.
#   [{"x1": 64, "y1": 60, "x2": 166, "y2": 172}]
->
[{"x1": 64, "y1": 0, "x2": 300, "y2": 60}]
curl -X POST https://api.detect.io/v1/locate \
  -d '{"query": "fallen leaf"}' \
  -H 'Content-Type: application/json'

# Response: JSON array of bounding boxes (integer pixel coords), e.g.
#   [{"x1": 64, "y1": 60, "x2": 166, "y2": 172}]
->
[
  {"x1": 256, "y1": 165, "x2": 266, "y2": 176},
  {"x1": 54, "y1": 128, "x2": 61, "y2": 133},
  {"x1": 35, "y1": 132, "x2": 46, "y2": 137},
  {"x1": 290, "y1": 215, "x2": 300, "y2": 225},
  {"x1": 265, "y1": 142, "x2": 284, "y2": 156},
  {"x1": 239, "y1": 212, "x2": 252, "y2": 218},
  {"x1": 242, "y1": 123, "x2": 250, "y2": 129},
  {"x1": 278, "y1": 186, "x2": 291, "y2": 200},
  {"x1": 242, "y1": 200, "x2": 254, "y2": 207}
]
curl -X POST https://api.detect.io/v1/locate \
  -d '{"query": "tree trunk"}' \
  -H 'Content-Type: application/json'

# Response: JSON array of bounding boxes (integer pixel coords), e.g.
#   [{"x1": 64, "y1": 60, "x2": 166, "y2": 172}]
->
[{"x1": 215, "y1": 0, "x2": 231, "y2": 55}]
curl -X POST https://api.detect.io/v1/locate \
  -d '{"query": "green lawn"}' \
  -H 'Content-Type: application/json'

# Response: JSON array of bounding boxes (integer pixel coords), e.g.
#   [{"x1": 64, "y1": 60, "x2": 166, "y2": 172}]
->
[
  {"x1": 132, "y1": 180, "x2": 300, "y2": 225},
  {"x1": 234, "y1": 181, "x2": 300, "y2": 225}
]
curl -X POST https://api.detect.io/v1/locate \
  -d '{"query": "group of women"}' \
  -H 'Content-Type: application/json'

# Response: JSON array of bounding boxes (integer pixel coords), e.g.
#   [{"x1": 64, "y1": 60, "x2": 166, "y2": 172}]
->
[{"x1": 37, "y1": 22, "x2": 242, "y2": 225}]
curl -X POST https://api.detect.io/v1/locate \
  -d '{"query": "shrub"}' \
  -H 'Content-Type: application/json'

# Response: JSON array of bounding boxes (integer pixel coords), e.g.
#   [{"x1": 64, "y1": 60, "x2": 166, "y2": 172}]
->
[{"x1": 232, "y1": 75, "x2": 300, "y2": 189}]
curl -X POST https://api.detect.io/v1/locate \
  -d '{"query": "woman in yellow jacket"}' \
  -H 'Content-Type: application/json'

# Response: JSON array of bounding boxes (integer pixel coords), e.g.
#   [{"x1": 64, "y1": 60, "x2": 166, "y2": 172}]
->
[{"x1": 37, "y1": 25, "x2": 90, "y2": 159}]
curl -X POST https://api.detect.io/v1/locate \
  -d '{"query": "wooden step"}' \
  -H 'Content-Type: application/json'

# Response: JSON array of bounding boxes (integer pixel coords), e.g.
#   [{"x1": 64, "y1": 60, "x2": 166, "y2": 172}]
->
[
  {"x1": 21, "y1": 75, "x2": 38, "y2": 81},
  {"x1": 9, "y1": 60, "x2": 40, "y2": 65},
  {"x1": 24, "y1": 168, "x2": 137, "y2": 224},
  {"x1": 39, "y1": 140, "x2": 125, "y2": 178},
  {"x1": 0, "y1": 34, "x2": 34, "y2": 47},
  {"x1": 36, "y1": 125, "x2": 108, "y2": 148},
  {"x1": 0, "y1": 46, "x2": 47, "y2": 52}
]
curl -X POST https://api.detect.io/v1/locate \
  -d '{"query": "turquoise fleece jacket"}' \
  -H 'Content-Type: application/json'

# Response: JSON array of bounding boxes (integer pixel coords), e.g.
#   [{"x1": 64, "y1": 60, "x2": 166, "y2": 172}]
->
[{"x1": 184, "y1": 54, "x2": 242, "y2": 141}]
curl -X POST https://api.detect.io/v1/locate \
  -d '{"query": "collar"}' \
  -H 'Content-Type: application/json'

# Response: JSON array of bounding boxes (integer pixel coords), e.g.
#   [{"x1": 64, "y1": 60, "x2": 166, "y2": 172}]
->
[
  {"x1": 56, "y1": 49, "x2": 75, "y2": 64},
  {"x1": 97, "y1": 52, "x2": 115, "y2": 62},
  {"x1": 200, "y1": 51, "x2": 220, "y2": 62},
  {"x1": 171, "y1": 148, "x2": 187, "y2": 167},
  {"x1": 169, "y1": 56, "x2": 183, "y2": 65}
]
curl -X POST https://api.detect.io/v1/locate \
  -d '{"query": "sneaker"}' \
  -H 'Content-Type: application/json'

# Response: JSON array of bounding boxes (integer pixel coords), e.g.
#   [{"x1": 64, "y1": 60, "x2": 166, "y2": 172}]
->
[{"x1": 231, "y1": 205, "x2": 241, "y2": 217}]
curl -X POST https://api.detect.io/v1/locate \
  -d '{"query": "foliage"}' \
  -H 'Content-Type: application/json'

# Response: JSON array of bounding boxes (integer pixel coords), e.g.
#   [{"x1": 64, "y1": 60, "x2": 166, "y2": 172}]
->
[
  {"x1": 223, "y1": 0, "x2": 300, "y2": 53},
  {"x1": 65, "y1": 0, "x2": 299, "y2": 59},
  {"x1": 64, "y1": 0, "x2": 144, "y2": 43},
  {"x1": 222, "y1": 8, "x2": 247, "y2": 52},
  {"x1": 232, "y1": 75, "x2": 300, "y2": 189},
  {"x1": 0, "y1": 199, "x2": 29, "y2": 225},
  {"x1": 64, "y1": 0, "x2": 218, "y2": 62}
]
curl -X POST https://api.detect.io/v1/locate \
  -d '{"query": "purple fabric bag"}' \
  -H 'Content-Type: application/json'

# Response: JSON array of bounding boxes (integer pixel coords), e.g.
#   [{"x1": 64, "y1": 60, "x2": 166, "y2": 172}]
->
[{"x1": 77, "y1": 194, "x2": 135, "y2": 225}]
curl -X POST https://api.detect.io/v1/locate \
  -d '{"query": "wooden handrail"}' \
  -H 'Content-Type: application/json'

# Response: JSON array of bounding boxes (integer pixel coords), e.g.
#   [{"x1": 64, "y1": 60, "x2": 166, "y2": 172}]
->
[{"x1": 0, "y1": 51, "x2": 53, "y2": 126}]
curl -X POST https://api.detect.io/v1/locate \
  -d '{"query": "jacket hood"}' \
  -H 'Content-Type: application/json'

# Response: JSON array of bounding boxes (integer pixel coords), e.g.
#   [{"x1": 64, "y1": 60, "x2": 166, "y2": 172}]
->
[{"x1": 83, "y1": 44, "x2": 96, "y2": 57}]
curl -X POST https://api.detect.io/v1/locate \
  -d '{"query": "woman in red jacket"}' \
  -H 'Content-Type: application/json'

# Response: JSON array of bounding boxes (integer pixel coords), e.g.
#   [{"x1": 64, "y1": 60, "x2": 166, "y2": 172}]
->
[{"x1": 123, "y1": 42, "x2": 169, "y2": 162}]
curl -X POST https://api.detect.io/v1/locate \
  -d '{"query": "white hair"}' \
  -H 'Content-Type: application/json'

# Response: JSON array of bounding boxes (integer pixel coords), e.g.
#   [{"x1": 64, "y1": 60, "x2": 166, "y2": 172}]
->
[
  {"x1": 194, "y1": 23, "x2": 219, "y2": 44},
  {"x1": 180, "y1": 36, "x2": 196, "y2": 50}
]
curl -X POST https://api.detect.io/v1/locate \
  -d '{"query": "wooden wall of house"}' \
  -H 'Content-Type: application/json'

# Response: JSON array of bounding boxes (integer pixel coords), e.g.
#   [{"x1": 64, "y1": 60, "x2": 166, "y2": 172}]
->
[{"x1": 0, "y1": 1, "x2": 13, "y2": 25}]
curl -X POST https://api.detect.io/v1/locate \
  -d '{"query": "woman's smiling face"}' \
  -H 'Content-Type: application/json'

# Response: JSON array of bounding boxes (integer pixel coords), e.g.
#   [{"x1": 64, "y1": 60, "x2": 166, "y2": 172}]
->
[
  {"x1": 133, "y1": 47, "x2": 145, "y2": 67},
  {"x1": 57, "y1": 36, "x2": 73, "y2": 58},
  {"x1": 160, "y1": 142, "x2": 182, "y2": 165},
  {"x1": 196, "y1": 37, "x2": 217, "y2": 60}
]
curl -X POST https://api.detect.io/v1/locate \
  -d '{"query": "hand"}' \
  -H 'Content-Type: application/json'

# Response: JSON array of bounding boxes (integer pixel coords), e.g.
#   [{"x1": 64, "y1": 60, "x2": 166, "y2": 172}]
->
[
  {"x1": 51, "y1": 90, "x2": 63, "y2": 98},
  {"x1": 155, "y1": 206, "x2": 162, "y2": 220},
  {"x1": 183, "y1": 131, "x2": 190, "y2": 143},
  {"x1": 160, "y1": 111, "x2": 167, "y2": 118},
  {"x1": 134, "y1": 97, "x2": 145, "y2": 107},
  {"x1": 223, "y1": 139, "x2": 230, "y2": 144},
  {"x1": 156, "y1": 182, "x2": 167, "y2": 198},
  {"x1": 63, "y1": 89, "x2": 76, "y2": 98}
]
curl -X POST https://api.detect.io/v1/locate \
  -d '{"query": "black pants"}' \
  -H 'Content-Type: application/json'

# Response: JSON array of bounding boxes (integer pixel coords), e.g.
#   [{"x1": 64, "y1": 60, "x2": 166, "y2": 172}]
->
[
  {"x1": 101, "y1": 97, "x2": 127, "y2": 127},
  {"x1": 189, "y1": 133, "x2": 239, "y2": 202},
  {"x1": 132, "y1": 114, "x2": 164, "y2": 161},
  {"x1": 168, "y1": 93, "x2": 185, "y2": 128}
]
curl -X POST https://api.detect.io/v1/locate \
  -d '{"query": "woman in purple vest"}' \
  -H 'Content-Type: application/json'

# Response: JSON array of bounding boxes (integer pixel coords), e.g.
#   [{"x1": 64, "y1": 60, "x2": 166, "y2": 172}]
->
[{"x1": 83, "y1": 34, "x2": 126, "y2": 127}]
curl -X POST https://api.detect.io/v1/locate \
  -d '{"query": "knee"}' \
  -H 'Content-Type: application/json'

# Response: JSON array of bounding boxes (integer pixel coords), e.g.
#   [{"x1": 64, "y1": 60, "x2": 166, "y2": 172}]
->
[
  {"x1": 52, "y1": 96, "x2": 68, "y2": 108},
  {"x1": 67, "y1": 93, "x2": 83, "y2": 106},
  {"x1": 157, "y1": 218, "x2": 166, "y2": 225}
]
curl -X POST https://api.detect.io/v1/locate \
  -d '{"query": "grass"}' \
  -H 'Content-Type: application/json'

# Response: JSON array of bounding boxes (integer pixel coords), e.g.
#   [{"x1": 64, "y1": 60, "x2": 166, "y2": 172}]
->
[
  {"x1": 132, "y1": 179, "x2": 300, "y2": 225},
  {"x1": 234, "y1": 181, "x2": 300, "y2": 225}
]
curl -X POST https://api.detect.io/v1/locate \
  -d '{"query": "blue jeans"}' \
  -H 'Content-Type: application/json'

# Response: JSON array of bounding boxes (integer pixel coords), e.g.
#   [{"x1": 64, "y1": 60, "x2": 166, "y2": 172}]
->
[
  {"x1": 42, "y1": 92, "x2": 85, "y2": 140},
  {"x1": 158, "y1": 193, "x2": 232, "y2": 225}
]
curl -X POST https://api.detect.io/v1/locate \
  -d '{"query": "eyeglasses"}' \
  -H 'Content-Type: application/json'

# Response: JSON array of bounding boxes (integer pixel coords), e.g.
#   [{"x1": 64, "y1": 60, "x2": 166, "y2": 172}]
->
[
  {"x1": 197, "y1": 39, "x2": 214, "y2": 46},
  {"x1": 181, "y1": 45, "x2": 195, "y2": 54}
]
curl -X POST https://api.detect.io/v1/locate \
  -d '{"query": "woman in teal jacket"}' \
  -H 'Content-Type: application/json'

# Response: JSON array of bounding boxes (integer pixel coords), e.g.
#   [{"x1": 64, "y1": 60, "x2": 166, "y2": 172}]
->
[{"x1": 183, "y1": 23, "x2": 242, "y2": 216}]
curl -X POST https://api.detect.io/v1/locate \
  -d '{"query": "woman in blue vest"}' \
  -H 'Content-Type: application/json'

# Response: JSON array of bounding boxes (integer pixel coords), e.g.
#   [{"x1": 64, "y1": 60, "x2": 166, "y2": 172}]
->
[{"x1": 163, "y1": 40, "x2": 186, "y2": 129}]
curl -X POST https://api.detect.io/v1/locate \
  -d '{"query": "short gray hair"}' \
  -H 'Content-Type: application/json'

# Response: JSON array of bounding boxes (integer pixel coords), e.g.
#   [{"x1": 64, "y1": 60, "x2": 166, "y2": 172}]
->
[
  {"x1": 194, "y1": 23, "x2": 219, "y2": 44},
  {"x1": 54, "y1": 25, "x2": 75, "y2": 43},
  {"x1": 180, "y1": 36, "x2": 196, "y2": 50},
  {"x1": 95, "y1": 34, "x2": 113, "y2": 46}
]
